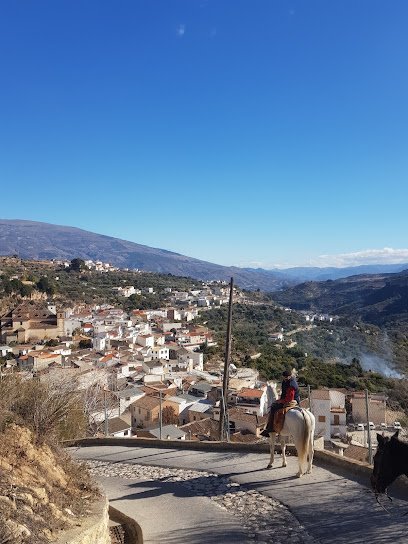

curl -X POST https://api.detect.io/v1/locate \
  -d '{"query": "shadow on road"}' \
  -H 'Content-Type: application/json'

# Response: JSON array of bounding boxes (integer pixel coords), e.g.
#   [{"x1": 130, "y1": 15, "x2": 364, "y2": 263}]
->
[{"x1": 145, "y1": 521, "x2": 250, "y2": 544}]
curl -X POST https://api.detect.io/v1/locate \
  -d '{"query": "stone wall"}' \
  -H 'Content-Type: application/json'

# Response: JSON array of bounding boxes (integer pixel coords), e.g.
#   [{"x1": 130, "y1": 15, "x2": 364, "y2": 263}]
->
[{"x1": 55, "y1": 496, "x2": 110, "y2": 544}]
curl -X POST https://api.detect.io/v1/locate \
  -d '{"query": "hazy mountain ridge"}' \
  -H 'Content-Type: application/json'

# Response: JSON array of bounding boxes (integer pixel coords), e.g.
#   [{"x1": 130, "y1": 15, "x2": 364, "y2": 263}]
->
[
  {"x1": 272, "y1": 270, "x2": 408, "y2": 327},
  {"x1": 2, "y1": 220, "x2": 407, "y2": 297},
  {"x1": 250, "y1": 263, "x2": 408, "y2": 281},
  {"x1": 0, "y1": 219, "x2": 292, "y2": 291}
]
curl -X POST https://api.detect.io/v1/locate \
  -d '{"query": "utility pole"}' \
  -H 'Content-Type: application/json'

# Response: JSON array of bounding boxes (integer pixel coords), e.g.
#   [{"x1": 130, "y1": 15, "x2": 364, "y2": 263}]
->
[
  {"x1": 365, "y1": 389, "x2": 373, "y2": 464},
  {"x1": 159, "y1": 389, "x2": 163, "y2": 440},
  {"x1": 219, "y1": 277, "x2": 233, "y2": 441},
  {"x1": 149, "y1": 385, "x2": 163, "y2": 439},
  {"x1": 104, "y1": 387, "x2": 109, "y2": 437}
]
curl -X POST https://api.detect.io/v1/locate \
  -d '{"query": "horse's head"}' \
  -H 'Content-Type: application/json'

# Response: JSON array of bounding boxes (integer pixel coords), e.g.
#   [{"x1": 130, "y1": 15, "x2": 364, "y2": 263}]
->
[
  {"x1": 266, "y1": 381, "x2": 278, "y2": 403},
  {"x1": 259, "y1": 381, "x2": 278, "y2": 416},
  {"x1": 371, "y1": 431, "x2": 401, "y2": 493}
]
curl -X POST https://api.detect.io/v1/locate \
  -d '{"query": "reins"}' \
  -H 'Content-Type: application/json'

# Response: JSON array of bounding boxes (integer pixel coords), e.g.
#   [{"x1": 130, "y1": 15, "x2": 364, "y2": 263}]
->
[{"x1": 373, "y1": 490, "x2": 393, "y2": 515}]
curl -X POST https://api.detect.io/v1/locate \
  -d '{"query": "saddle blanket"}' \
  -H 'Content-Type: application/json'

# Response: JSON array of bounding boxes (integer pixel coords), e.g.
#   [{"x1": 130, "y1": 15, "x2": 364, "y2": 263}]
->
[{"x1": 273, "y1": 401, "x2": 298, "y2": 434}]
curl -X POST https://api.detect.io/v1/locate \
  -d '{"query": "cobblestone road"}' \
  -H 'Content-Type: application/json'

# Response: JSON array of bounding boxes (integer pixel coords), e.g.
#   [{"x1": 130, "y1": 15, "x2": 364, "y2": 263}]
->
[
  {"x1": 88, "y1": 459, "x2": 315, "y2": 544},
  {"x1": 71, "y1": 445, "x2": 408, "y2": 544}
]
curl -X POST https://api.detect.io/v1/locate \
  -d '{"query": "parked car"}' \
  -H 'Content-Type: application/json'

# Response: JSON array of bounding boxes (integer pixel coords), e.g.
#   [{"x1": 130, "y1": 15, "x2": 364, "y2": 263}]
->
[
  {"x1": 356, "y1": 423, "x2": 364, "y2": 431},
  {"x1": 394, "y1": 421, "x2": 402, "y2": 430},
  {"x1": 368, "y1": 422, "x2": 375, "y2": 430},
  {"x1": 380, "y1": 423, "x2": 387, "y2": 430}
]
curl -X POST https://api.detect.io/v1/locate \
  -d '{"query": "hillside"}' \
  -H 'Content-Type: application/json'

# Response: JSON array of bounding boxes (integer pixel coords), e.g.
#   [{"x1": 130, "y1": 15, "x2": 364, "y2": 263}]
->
[
  {"x1": 0, "y1": 219, "x2": 291, "y2": 291},
  {"x1": 271, "y1": 270, "x2": 408, "y2": 327},
  {"x1": 0, "y1": 376, "x2": 100, "y2": 544}
]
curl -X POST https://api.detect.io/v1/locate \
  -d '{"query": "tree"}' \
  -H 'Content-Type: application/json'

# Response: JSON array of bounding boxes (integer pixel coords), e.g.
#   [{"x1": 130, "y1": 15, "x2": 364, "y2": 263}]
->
[
  {"x1": 37, "y1": 276, "x2": 56, "y2": 296},
  {"x1": 79, "y1": 339, "x2": 92, "y2": 349},
  {"x1": 20, "y1": 283, "x2": 33, "y2": 298},
  {"x1": 81, "y1": 382, "x2": 118, "y2": 436},
  {"x1": 69, "y1": 258, "x2": 86, "y2": 272},
  {"x1": 162, "y1": 405, "x2": 178, "y2": 425}
]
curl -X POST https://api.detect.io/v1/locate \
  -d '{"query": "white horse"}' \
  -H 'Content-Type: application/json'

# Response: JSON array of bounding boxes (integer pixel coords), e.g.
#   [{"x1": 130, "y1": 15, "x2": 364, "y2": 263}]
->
[{"x1": 260, "y1": 381, "x2": 315, "y2": 477}]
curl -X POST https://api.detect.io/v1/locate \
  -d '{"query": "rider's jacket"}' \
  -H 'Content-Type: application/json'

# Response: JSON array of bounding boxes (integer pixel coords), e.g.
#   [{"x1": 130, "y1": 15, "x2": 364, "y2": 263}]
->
[{"x1": 279, "y1": 377, "x2": 300, "y2": 405}]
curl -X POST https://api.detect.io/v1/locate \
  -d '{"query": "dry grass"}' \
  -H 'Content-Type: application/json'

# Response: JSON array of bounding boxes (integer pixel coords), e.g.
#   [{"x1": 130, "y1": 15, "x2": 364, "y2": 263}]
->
[{"x1": 0, "y1": 376, "x2": 100, "y2": 543}]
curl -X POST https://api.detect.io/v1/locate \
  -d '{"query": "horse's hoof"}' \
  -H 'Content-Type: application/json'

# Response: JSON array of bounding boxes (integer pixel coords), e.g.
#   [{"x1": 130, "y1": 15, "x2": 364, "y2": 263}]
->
[
  {"x1": 296, "y1": 472, "x2": 303, "y2": 478},
  {"x1": 266, "y1": 464, "x2": 273, "y2": 469},
  {"x1": 282, "y1": 463, "x2": 287, "y2": 468}
]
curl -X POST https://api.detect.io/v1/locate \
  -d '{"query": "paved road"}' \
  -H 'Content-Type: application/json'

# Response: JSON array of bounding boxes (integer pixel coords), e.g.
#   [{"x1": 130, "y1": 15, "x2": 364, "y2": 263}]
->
[{"x1": 70, "y1": 445, "x2": 408, "y2": 544}]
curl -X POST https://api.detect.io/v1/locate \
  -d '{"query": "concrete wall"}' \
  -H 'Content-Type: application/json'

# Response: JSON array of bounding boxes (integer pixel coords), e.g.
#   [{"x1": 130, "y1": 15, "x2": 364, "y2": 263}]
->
[{"x1": 109, "y1": 505, "x2": 143, "y2": 544}]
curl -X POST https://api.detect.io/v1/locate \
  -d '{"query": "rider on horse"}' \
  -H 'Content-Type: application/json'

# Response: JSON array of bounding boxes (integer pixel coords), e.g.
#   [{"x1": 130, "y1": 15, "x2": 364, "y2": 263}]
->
[{"x1": 261, "y1": 370, "x2": 300, "y2": 437}]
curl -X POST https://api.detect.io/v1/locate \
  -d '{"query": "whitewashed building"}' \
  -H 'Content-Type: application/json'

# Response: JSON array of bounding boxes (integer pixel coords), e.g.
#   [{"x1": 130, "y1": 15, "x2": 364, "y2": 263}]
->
[{"x1": 307, "y1": 389, "x2": 347, "y2": 440}]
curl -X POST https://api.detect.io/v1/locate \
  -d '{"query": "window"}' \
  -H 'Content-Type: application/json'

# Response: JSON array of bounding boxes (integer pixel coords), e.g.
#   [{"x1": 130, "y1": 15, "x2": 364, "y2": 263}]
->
[
  {"x1": 318, "y1": 415, "x2": 326, "y2": 423},
  {"x1": 333, "y1": 415, "x2": 340, "y2": 425}
]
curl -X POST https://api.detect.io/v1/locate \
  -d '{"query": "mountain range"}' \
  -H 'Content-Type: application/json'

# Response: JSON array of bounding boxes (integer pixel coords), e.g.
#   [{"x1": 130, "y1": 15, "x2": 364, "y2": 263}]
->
[
  {"x1": 1, "y1": 219, "x2": 407, "y2": 291},
  {"x1": 271, "y1": 269, "x2": 408, "y2": 327},
  {"x1": 0, "y1": 220, "x2": 290, "y2": 291}
]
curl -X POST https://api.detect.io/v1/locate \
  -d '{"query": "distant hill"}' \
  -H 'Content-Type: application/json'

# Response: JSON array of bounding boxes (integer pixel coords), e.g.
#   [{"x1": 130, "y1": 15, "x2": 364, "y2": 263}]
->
[
  {"x1": 271, "y1": 270, "x2": 408, "y2": 327},
  {"x1": 0, "y1": 219, "x2": 291, "y2": 291},
  {"x1": 251, "y1": 263, "x2": 408, "y2": 282}
]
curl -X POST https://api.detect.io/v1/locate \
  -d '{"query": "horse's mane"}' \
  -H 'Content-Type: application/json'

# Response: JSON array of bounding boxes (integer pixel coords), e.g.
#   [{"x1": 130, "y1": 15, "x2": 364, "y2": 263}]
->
[
  {"x1": 381, "y1": 433, "x2": 408, "y2": 451},
  {"x1": 392, "y1": 435, "x2": 408, "y2": 452}
]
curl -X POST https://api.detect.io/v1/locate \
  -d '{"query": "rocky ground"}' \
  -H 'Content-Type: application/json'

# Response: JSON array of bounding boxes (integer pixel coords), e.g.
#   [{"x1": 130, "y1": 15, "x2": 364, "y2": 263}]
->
[
  {"x1": 87, "y1": 460, "x2": 315, "y2": 544},
  {"x1": 0, "y1": 425, "x2": 100, "y2": 544}
]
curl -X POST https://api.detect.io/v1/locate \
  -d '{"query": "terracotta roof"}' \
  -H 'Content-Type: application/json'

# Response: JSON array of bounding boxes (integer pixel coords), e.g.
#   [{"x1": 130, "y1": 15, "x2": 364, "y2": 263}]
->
[
  {"x1": 179, "y1": 417, "x2": 218, "y2": 439},
  {"x1": 99, "y1": 354, "x2": 115, "y2": 363},
  {"x1": 105, "y1": 417, "x2": 131, "y2": 434},
  {"x1": 28, "y1": 351, "x2": 58, "y2": 359},
  {"x1": 311, "y1": 389, "x2": 331, "y2": 400},
  {"x1": 351, "y1": 392, "x2": 387, "y2": 401},
  {"x1": 230, "y1": 431, "x2": 261, "y2": 443},
  {"x1": 134, "y1": 430, "x2": 155, "y2": 438},
  {"x1": 228, "y1": 407, "x2": 267, "y2": 425},
  {"x1": 237, "y1": 387, "x2": 263, "y2": 399},
  {"x1": 131, "y1": 396, "x2": 161, "y2": 410}
]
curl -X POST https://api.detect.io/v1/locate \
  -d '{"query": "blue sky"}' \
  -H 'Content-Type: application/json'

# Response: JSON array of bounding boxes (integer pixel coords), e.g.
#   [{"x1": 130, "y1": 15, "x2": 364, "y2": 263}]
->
[{"x1": 1, "y1": 1, "x2": 408, "y2": 268}]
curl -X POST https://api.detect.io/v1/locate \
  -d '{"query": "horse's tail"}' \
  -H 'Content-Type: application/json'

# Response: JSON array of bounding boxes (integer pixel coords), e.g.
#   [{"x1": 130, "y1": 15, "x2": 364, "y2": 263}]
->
[{"x1": 299, "y1": 409, "x2": 312, "y2": 467}]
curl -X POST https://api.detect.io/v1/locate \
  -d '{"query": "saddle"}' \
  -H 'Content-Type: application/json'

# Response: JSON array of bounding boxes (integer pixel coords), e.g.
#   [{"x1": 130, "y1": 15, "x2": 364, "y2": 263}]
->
[{"x1": 273, "y1": 401, "x2": 298, "y2": 434}]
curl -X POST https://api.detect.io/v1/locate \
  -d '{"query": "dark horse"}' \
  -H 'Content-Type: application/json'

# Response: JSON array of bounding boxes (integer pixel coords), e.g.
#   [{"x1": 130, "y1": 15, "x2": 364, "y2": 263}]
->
[{"x1": 371, "y1": 430, "x2": 408, "y2": 494}]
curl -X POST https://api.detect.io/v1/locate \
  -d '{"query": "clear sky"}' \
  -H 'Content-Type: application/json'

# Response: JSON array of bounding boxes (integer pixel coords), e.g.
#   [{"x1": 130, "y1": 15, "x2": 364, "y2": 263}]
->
[{"x1": 1, "y1": 1, "x2": 408, "y2": 268}]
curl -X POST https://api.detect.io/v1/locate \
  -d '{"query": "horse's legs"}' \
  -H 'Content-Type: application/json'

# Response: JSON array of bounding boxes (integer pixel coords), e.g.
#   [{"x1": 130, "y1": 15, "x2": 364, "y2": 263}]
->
[
  {"x1": 266, "y1": 433, "x2": 276, "y2": 469},
  {"x1": 306, "y1": 417, "x2": 314, "y2": 474},
  {"x1": 306, "y1": 444, "x2": 314, "y2": 474},
  {"x1": 293, "y1": 436, "x2": 305, "y2": 477},
  {"x1": 280, "y1": 436, "x2": 287, "y2": 467}
]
